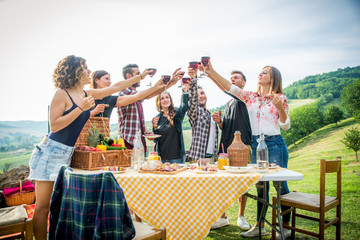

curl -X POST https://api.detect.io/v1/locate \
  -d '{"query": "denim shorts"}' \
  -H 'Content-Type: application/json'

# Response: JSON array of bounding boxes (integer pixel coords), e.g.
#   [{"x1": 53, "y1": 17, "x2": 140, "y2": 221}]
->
[{"x1": 28, "y1": 138, "x2": 74, "y2": 181}]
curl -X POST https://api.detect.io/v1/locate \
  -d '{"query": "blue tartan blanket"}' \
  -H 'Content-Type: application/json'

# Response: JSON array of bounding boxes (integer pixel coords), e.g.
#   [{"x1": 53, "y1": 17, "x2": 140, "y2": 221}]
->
[{"x1": 49, "y1": 166, "x2": 135, "y2": 240}]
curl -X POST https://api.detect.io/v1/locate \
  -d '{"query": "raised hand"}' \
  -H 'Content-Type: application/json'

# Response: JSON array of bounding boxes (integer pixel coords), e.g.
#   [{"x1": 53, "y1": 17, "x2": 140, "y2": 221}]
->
[
  {"x1": 80, "y1": 96, "x2": 95, "y2": 111},
  {"x1": 141, "y1": 68, "x2": 152, "y2": 80},
  {"x1": 91, "y1": 103, "x2": 107, "y2": 115},
  {"x1": 271, "y1": 94, "x2": 285, "y2": 111},
  {"x1": 188, "y1": 66, "x2": 197, "y2": 79},
  {"x1": 212, "y1": 110, "x2": 222, "y2": 123},
  {"x1": 152, "y1": 116, "x2": 160, "y2": 129}
]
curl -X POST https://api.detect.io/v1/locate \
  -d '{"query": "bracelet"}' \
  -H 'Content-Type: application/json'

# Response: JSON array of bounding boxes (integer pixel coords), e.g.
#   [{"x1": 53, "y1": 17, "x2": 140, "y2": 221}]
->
[
  {"x1": 140, "y1": 74, "x2": 143, "y2": 80},
  {"x1": 78, "y1": 106, "x2": 84, "y2": 112}
]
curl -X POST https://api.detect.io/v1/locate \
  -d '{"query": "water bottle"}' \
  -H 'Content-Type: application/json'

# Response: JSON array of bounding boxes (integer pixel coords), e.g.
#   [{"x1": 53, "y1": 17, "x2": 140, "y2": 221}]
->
[
  {"x1": 256, "y1": 133, "x2": 269, "y2": 173},
  {"x1": 132, "y1": 130, "x2": 144, "y2": 171}
]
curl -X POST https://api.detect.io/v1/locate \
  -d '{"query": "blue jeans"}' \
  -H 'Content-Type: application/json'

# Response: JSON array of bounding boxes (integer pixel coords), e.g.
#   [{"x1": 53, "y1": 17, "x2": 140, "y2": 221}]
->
[{"x1": 251, "y1": 135, "x2": 291, "y2": 223}]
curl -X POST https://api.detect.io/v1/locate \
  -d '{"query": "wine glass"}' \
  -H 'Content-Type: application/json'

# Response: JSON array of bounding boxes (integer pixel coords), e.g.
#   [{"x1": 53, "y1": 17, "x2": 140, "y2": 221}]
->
[
  {"x1": 199, "y1": 56, "x2": 210, "y2": 77},
  {"x1": 147, "y1": 68, "x2": 157, "y2": 86},
  {"x1": 177, "y1": 72, "x2": 186, "y2": 88},
  {"x1": 162, "y1": 75, "x2": 171, "y2": 90},
  {"x1": 179, "y1": 77, "x2": 191, "y2": 90},
  {"x1": 189, "y1": 61, "x2": 199, "y2": 78}
]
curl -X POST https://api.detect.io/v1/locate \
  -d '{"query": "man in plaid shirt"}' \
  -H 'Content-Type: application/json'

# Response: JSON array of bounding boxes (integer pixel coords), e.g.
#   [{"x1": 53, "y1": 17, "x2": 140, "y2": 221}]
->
[
  {"x1": 117, "y1": 64, "x2": 150, "y2": 151},
  {"x1": 118, "y1": 64, "x2": 184, "y2": 152},
  {"x1": 186, "y1": 67, "x2": 218, "y2": 162}
]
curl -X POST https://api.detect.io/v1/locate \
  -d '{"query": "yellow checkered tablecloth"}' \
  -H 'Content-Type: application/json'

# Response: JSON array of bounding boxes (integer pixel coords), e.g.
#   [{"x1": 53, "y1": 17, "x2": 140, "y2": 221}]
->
[{"x1": 115, "y1": 170, "x2": 262, "y2": 240}]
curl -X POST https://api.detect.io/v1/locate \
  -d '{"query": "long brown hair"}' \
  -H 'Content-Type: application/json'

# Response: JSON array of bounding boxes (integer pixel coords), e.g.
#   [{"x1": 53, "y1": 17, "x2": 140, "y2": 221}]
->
[
  {"x1": 256, "y1": 66, "x2": 283, "y2": 94},
  {"x1": 155, "y1": 92, "x2": 176, "y2": 126},
  {"x1": 90, "y1": 70, "x2": 109, "y2": 89}
]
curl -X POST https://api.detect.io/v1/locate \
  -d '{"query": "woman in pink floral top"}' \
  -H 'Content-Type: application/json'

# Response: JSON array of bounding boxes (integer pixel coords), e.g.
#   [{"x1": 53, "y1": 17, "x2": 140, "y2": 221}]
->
[{"x1": 205, "y1": 61, "x2": 292, "y2": 238}]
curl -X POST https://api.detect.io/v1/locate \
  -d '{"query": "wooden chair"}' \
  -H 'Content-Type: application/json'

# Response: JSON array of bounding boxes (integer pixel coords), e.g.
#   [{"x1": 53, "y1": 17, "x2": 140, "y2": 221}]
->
[
  {"x1": 272, "y1": 157, "x2": 341, "y2": 240},
  {"x1": 133, "y1": 222, "x2": 166, "y2": 240},
  {"x1": 0, "y1": 205, "x2": 33, "y2": 240}
]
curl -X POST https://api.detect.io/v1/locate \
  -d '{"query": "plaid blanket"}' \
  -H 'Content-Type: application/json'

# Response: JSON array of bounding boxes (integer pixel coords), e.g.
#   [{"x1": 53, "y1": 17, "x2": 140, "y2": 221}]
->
[{"x1": 49, "y1": 166, "x2": 135, "y2": 240}]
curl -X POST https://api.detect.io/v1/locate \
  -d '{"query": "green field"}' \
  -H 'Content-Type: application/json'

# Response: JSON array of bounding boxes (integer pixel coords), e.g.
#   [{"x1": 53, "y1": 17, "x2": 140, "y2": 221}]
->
[
  {"x1": 287, "y1": 98, "x2": 316, "y2": 110},
  {"x1": 205, "y1": 118, "x2": 360, "y2": 239}
]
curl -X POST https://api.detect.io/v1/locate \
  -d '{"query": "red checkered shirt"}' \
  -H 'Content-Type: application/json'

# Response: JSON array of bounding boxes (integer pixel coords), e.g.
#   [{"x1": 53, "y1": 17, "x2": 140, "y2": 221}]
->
[{"x1": 117, "y1": 87, "x2": 145, "y2": 145}]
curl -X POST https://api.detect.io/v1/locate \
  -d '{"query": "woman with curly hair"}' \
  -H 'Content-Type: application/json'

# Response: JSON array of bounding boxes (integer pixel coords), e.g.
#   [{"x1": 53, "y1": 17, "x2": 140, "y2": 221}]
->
[
  {"x1": 151, "y1": 83, "x2": 190, "y2": 164},
  {"x1": 89, "y1": 70, "x2": 165, "y2": 118},
  {"x1": 28, "y1": 55, "x2": 151, "y2": 240}
]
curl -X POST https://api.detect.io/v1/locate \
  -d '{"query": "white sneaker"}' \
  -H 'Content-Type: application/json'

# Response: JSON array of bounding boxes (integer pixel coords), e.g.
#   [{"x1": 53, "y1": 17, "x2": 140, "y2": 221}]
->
[
  {"x1": 276, "y1": 228, "x2": 291, "y2": 239},
  {"x1": 211, "y1": 217, "x2": 230, "y2": 229},
  {"x1": 240, "y1": 225, "x2": 267, "y2": 238},
  {"x1": 237, "y1": 216, "x2": 250, "y2": 230}
]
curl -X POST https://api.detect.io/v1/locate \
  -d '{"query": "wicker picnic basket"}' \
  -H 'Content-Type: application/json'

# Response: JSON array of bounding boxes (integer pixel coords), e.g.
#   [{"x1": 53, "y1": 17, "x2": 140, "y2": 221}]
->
[
  {"x1": 75, "y1": 117, "x2": 110, "y2": 146},
  {"x1": 5, "y1": 181, "x2": 35, "y2": 207},
  {"x1": 70, "y1": 117, "x2": 131, "y2": 170},
  {"x1": 227, "y1": 131, "x2": 249, "y2": 167}
]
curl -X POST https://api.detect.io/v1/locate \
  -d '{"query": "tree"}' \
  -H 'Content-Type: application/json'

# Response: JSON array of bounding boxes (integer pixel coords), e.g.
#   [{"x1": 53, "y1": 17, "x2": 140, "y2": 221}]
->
[
  {"x1": 324, "y1": 105, "x2": 343, "y2": 127},
  {"x1": 341, "y1": 78, "x2": 360, "y2": 117},
  {"x1": 341, "y1": 127, "x2": 360, "y2": 162}
]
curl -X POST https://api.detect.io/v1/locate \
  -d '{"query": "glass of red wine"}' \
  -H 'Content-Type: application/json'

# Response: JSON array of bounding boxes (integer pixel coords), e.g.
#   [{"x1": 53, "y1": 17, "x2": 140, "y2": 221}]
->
[
  {"x1": 147, "y1": 68, "x2": 157, "y2": 86},
  {"x1": 162, "y1": 75, "x2": 171, "y2": 90},
  {"x1": 200, "y1": 56, "x2": 210, "y2": 77},
  {"x1": 189, "y1": 61, "x2": 199, "y2": 78},
  {"x1": 177, "y1": 72, "x2": 185, "y2": 88},
  {"x1": 180, "y1": 77, "x2": 191, "y2": 90}
]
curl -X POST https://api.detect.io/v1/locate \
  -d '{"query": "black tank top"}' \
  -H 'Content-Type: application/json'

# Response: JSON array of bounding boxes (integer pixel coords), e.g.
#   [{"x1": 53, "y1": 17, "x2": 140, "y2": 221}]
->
[{"x1": 49, "y1": 90, "x2": 90, "y2": 146}]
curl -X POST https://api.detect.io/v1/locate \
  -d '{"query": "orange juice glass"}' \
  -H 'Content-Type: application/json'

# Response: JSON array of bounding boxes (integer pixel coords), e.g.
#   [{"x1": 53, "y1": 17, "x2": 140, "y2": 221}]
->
[{"x1": 218, "y1": 153, "x2": 229, "y2": 170}]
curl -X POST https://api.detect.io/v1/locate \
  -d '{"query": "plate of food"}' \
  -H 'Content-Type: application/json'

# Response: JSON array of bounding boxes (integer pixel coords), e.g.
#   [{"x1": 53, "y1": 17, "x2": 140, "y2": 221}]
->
[
  {"x1": 139, "y1": 160, "x2": 187, "y2": 175},
  {"x1": 143, "y1": 133, "x2": 161, "y2": 140},
  {"x1": 191, "y1": 164, "x2": 218, "y2": 174},
  {"x1": 268, "y1": 163, "x2": 280, "y2": 169},
  {"x1": 223, "y1": 166, "x2": 254, "y2": 173}
]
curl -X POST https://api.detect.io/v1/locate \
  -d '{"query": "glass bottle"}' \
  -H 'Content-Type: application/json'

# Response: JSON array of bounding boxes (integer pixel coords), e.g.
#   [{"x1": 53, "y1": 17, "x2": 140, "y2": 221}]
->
[
  {"x1": 256, "y1": 133, "x2": 269, "y2": 173},
  {"x1": 132, "y1": 130, "x2": 144, "y2": 171}
]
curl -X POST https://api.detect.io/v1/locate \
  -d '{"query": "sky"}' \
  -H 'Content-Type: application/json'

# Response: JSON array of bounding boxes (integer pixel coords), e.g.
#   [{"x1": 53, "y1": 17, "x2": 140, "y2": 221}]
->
[{"x1": 0, "y1": 0, "x2": 359, "y2": 125}]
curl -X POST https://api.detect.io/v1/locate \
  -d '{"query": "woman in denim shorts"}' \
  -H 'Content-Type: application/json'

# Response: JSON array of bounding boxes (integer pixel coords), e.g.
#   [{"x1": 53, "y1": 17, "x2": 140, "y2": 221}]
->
[
  {"x1": 29, "y1": 55, "x2": 152, "y2": 239},
  {"x1": 206, "y1": 62, "x2": 292, "y2": 238}
]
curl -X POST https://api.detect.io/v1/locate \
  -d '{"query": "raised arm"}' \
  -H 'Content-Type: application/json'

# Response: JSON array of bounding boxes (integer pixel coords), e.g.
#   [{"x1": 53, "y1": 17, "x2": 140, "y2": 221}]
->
[
  {"x1": 116, "y1": 79, "x2": 165, "y2": 106},
  {"x1": 176, "y1": 90, "x2": 190, "y2": 121},
  {"x1": 204, "y1": 60, "x2": 232, "y2": 92},
  {"x1": 87, "y1": 69, "x2": 151, "y2": 100},
  {"x1": 187, "y1": 67, "x2": 199, "y2": 126},
  {"x1": 145, "y1": 68, "x2": 184, "y2": 99}
]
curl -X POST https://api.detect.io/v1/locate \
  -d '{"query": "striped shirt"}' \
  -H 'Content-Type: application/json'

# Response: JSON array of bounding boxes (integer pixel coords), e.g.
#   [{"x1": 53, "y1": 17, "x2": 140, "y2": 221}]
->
[{"x1": 187, "y1": 78, "x2": 218, "y2": 161}]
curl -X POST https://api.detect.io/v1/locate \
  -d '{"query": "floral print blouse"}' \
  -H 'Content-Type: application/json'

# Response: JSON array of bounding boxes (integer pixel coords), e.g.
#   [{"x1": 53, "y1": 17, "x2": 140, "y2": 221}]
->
[{"x1": 228, "y1": 84, "x2": 290, "y2": 136}]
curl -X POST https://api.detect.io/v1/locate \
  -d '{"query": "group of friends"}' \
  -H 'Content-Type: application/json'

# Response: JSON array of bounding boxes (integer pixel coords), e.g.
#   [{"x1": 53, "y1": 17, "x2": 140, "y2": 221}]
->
[{"x1": 28, "y1": 55, "x2": 291, "y2": 239}]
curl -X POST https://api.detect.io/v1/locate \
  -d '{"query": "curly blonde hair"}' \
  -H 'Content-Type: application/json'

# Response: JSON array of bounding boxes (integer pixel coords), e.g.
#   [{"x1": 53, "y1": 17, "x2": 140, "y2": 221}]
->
[{"x1": 53, "y1": 55, "x2": 87, "y2": 89}]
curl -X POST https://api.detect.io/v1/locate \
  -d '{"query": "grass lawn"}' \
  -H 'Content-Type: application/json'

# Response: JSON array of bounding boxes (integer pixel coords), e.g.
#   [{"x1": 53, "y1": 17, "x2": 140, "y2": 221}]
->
[{"x1": 205, "y1": 118, "x2": 360, "y2": 239}]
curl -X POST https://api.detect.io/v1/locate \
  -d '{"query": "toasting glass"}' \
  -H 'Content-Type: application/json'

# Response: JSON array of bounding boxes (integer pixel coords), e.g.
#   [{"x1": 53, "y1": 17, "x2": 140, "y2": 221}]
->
[
  {"x1": 162, "y1": 75, "x2": 171, "y2": 90},
  {"x1": 189, "y1": 61, "x2": 199, "y2": 79},
  {"x1": 147, "y1": 68, "x2": 157, "y2": 86},
  {"x1": 179, "y1": 77, "x2": 191, "y2": 89},
  {"x1": 199, "y1": 56, "x2": 210, "y2": 78}
]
